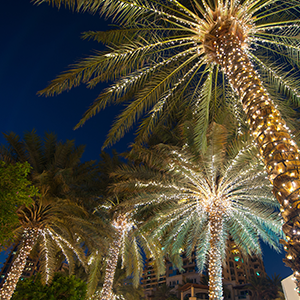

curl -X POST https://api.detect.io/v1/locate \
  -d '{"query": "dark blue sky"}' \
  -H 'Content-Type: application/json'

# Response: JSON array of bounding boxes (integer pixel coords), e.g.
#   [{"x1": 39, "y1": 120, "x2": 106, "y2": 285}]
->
[{"x1": 0, "y1": 0, "x2": 293, "y2": 280}]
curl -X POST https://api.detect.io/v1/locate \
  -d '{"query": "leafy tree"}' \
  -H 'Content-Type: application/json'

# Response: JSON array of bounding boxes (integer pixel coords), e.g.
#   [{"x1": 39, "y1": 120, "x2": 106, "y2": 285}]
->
[
  {"x1": 11, "y1": 273, "x2": 86, "y2": 300},
  {"x1": 35, "y1": 0, "x2": 300, "y2": 285},
  {"x1": 113, "y1": 123, "x2": 283, "y2": 299},
  {"x1": 0, "y1": 132, "x2": 108, "y2": 300},
  {"x1": 0, "y1": 161, "x2": 37, "y2": 246}
]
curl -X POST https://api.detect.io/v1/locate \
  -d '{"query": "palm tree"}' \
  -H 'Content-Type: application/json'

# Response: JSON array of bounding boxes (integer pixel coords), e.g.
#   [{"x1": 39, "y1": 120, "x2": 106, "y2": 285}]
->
[
  {"x1": 35, "y1": 0, "x2": 300, "y2": 283},
  {"x1": 90, "y1": 196, "x2": 162, "y2": 300},
  {"x1": 0, "y1": 198, "x2": 89, "y2": 300},
  {"x1": 266, "y1": 273, "x2": 283, "y2": 300},
  {"x1": 0, "y1": 131, "x2": 108, "y2": 300},
  {"x1": 112, "y1": 123, "x2": 283, "y2": 299}
]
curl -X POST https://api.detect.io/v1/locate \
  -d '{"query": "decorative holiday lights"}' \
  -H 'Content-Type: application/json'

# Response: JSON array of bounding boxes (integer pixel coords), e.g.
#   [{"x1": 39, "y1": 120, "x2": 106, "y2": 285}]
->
[
  {"x1": 130, "y1": 140, "x2": 283, "y2": 300},
  {"x1": 203, "y1": 14, "x2": 300, "y2": 289},
  {"x1": 208, "y1": 215, "x2": 223, "y2": 300},
  {"x1": 100, "y1": 214, "x2": 134, "y2": 300},
  {"x1": 0, "y1": 228, "x2": 38, "y2": 300},
  {"x1": 41, "y1": 0, "x2": 300, "y2": 291}
]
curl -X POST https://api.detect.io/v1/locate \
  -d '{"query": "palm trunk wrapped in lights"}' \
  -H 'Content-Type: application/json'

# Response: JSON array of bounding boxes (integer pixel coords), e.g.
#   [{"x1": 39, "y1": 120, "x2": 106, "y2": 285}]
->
[
  {"x1": 208, "y1": 214, "x2": 223, "y2": 300},
  {"x1": 101, "y1": 215, "x2": 130, "y2": 300},
  {"x1": 203, "y1": 18, "x2": 300, "y2": 289},
  {"x1": 0, "y1": 228, "x2": 38, "y2": 300}
]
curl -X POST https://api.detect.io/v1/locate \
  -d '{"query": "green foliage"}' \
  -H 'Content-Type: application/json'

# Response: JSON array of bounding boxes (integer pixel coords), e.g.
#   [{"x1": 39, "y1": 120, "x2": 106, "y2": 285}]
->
[
  {"x1": 0, "y1": 161, "x2": 38, "y2": 246},
  {"x1": 11, "y1": 273, "x2": 86, "y2": 300}
]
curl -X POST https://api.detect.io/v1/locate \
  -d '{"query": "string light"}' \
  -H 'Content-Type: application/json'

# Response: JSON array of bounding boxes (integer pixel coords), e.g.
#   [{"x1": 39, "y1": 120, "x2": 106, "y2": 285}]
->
[
  {"x1": 0, "y1": 228, "x2": 38, "y2": 300},
  {"x1": 132, "y1": 142, "x2": 282, "y2": 299},
  {"x1": 101, "y1": 215, "x2": 134, "y2": 300}
]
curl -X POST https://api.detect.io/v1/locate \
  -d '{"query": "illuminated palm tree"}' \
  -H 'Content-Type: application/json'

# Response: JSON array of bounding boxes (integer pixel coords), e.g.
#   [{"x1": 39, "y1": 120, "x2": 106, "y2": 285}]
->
[
  {"x1": 0, "y1": 199, "x2": 88, "y2": 300},
  {"x1": 35, "y1": 0, "x2": 300, "y2": 288},
  {"x1": 113, "y1": 124, "x2": 283, "y2": 299},
  {"x1": 0, "y1": 131, "x2": 107, "y2": 300},
  {"x1": 84, "y1": 152, "x2": 162, "y2": 300},
  {"x1": 90, "y1": 197, "x2": 162, "y2": 300}
]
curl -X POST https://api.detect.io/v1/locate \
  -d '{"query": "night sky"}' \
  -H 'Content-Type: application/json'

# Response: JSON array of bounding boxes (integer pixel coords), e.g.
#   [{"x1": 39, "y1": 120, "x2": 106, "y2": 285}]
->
[{"x1": 0, "y1": 0, "x2": 293, "y2": 280}]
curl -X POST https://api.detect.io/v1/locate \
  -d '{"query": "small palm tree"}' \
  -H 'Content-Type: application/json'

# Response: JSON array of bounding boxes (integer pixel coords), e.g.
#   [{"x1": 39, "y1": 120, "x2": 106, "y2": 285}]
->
[
  {"x1": 113, "y1": 124, "x2": 283, "y2": 299},
  {"x1": 91, "y1": 197, "x2": 162, "y2": 300},
  {"x1": 248, "y1": 276, "x2": 269, "y2": 300},
  {"x1": 83, "y1": 151, "x2": 161, "y2": 299},
  {"x1": 34, "y1": 0, "x2": 300, "y2": 284}
]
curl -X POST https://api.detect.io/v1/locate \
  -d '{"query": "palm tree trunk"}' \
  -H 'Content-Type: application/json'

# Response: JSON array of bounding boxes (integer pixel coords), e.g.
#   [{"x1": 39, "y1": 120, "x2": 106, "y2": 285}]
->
[
  {"x1": 0, "y1": 228, "x2": 38, "y2": 300},
  {"x1": 208, "y1": 214, "x2": 223, "y2": 300},
  {"x1": 100, "y1": 214, "x2": 133, "y2": 300},
  {"x1": 101, "y1": 236, "x2": 122, "y2": 300},
  {"x1": 212, "y1": 33, "x2": 300, "y2": 289}
]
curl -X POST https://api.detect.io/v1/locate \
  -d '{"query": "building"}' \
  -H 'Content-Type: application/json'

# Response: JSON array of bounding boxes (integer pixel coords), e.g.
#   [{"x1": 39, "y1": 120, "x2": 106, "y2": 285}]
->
[
  {"x1": 141, "y1": 240, "x2": 266, "y2": 300},
  {"x1": 223, "y1": 239, "x2": 266, "y2": 285}
]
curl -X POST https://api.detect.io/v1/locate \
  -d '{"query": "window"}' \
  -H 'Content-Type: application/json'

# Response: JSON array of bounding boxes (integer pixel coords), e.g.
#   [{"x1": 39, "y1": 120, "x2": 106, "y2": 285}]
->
[{"x1": 229, "y1": 261, "x2": 234, "y2": 268}]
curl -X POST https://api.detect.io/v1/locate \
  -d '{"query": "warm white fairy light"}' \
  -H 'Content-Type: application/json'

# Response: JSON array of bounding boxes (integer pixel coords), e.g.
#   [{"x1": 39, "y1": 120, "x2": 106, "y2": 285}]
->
[
  {"x1": 44, "y1": 0, "x2": 300, "y2": 290},
  {"x1": 48, "y1": 229, "x2": 86, "y2": 267},
  {"x1": 101, "y1": 215, "x2": 134, "y2": 300},
  {"x1": 88, "y1": 288, "x2": 126, "y2": 300},
  {"x1": 41, "y1": 229, "x2": 50, "y2": 284},
  {"x1": 0, "y1": 228, "x2": 38, "y2": 300},
  {"x1": 132, "y1": 140, "x2": 283, "y2": 299}
]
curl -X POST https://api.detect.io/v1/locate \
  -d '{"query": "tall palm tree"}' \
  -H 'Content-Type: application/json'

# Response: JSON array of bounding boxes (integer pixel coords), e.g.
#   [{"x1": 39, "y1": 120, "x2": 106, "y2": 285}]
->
[
  {"x1": 0, "y1": 131, "x2": 108, "y2": 300},
  {"x1": 35, "y1": 0, "x2": 300, "y2": 284},
  {"x1": 112, "y1": 124, "x2": 284, "y2": 299}
]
